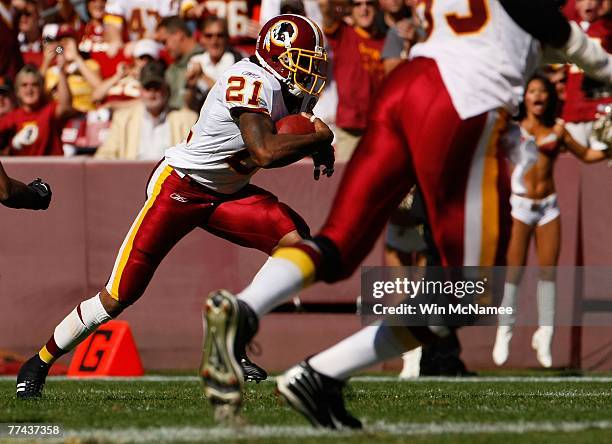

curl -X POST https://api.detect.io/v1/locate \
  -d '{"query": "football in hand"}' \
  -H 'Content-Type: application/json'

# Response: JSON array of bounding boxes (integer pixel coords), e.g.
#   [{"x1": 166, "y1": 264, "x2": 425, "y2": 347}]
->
[{"x1": 275, "y1": 114, "x2": 316, "y2": 135}]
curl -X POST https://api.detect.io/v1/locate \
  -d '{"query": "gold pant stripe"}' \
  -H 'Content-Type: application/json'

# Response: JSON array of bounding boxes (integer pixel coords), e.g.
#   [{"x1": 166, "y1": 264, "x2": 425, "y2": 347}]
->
[
  {"x1": 479, "y1": 113, "x2": 505, "y2": 266},
  {"x1": 109, "y1": 166, "x2": 173, "y2": 299}
]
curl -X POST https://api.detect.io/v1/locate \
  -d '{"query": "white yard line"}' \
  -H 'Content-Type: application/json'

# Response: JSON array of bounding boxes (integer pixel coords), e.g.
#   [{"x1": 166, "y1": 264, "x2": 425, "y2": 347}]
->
[
  {"x1": 13, "y1": 420, "x2": 612, "y2": 443},
  {"x1": 2, "y1": 375, "x2": 612, "y2": 383}
]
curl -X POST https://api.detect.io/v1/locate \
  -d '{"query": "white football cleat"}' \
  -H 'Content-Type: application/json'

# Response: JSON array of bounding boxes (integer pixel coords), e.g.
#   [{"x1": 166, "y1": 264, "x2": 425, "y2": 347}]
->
[
  {"x1": 492, "y1": 325, "x2": 513, "y2": 366},
  {"x1": 531, "y1": 326, "x2": 553, "y2": 368},
  {"x1": 399, "y1": 347, "x2": 422, "y2": 379}
]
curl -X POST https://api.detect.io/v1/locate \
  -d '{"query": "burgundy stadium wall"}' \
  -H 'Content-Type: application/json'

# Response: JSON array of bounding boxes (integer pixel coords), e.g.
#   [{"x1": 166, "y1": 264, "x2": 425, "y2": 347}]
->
[{"x1": 1, "y1": 156, "x2": 612, "y2": 372}]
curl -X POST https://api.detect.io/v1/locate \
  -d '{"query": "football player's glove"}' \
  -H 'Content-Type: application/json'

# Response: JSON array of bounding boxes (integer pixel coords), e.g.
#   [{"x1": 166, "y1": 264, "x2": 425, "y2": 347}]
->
[
  {"x1": 2, "y1": 178, "x2": 52, "y2": 210},
  {"x1": 312, "y1": 145, "x2": 334, "y2": 180},
  {"x1": 27, "y1": 178, "x2": 52, "y2": 210}
]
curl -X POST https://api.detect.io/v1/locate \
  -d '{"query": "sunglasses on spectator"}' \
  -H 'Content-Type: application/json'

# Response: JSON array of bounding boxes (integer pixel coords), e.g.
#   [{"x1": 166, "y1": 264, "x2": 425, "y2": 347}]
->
[
  {"x1": 20, "y1": 11, "x2": 33, "y2": 17},
  {"x1": 143, "y1": 82, "x2": 163, "y2": 91},
  {"x1": 352, "y1": 0, "x2": 376, "y2": 7},
  {"x1": 203, "y1": 33, "x2": 227, "y2": 38}
]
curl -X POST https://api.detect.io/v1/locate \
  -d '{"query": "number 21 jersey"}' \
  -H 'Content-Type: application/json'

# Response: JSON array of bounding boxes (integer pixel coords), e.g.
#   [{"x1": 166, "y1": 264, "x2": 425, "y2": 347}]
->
[{"x1": 165, "y1": 59, "x2": 290, "y2": 194}]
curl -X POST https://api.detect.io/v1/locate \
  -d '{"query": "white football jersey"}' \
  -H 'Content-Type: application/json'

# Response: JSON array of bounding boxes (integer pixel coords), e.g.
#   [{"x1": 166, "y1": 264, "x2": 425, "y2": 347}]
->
[
  {"x1": 105, "y1": 0, "x2": 179, "y2": 40},
  {"x1": 165, "y1": 59, "x2": 290, "y2": 194},
  {"x1": 410, "y1": 0, "x2": 541, "y2": 120}
]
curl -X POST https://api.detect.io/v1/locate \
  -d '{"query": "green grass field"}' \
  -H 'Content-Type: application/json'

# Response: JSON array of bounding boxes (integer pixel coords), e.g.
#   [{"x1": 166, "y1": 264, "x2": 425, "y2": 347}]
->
[{"x1": 2, "y1": 375, "x2": 612, "y2": 443}]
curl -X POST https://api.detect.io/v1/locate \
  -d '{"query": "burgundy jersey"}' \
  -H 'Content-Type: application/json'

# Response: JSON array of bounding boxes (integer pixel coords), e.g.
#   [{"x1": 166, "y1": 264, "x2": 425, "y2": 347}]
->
[
  {"x1": 0, "y1": 102, "x2": 64, "y2": 156},
  {"x1": 325, "y1": 23, "x2": 385, "y2": 131},
  {"x1": 79, "y1": 21, "x2": 130, "y2": 79}
]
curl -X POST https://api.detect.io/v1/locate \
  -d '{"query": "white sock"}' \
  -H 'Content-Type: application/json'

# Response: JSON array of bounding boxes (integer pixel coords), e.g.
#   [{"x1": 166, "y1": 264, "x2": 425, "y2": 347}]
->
[
  {"x1": 53, "y1": 294, "x2": 112, "y2": 351},
  {"x1": 498, "y1": 282, "x2": 519, "y2": 327},
  {"x1": 238, "y1": 257, "x2": 306, "y2": 317},
  {"x1": 537, "y1": 280, "x2": 556, "y2": 327},
  {"x1": 309, "y1": 323, "x2": 419, "y2": 380},
  {"x1": 400, "y1": 347, "x2": 422, "y2": 379}
]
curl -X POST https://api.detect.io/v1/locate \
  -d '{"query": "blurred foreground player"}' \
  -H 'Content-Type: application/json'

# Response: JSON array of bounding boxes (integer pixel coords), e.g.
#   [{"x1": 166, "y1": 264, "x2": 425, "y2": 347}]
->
[
  {"x1": 202, "y1": 0, "x2": 612, "y2": 427},
  {"x1": 16, "y1": 14, "x2": 333, "y2": 399},
  {"x1": 0, "y1": 163, "x2": 51, "y2": 210}
]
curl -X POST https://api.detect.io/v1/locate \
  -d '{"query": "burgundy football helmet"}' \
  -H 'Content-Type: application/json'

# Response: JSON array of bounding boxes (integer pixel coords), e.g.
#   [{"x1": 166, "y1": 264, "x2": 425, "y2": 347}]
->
[{"x1": 256, "y1": 14, "x2": 328, "y2": 98}]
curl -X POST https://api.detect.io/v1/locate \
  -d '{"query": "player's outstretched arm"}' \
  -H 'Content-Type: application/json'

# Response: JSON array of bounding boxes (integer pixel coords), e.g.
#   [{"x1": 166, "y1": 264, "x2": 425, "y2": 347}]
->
[
  {"x1": 239, "y1": 112, "x2": 333, "y2": 168},
  {"x1": 501, "y1": 0, "x2": 612, "y2": 84},
  {"x1": 0, "y1": 163, "x2": 52, "y2": 210},
  {"x1": 499, "y1": 0, "x2": 571, "y2": 49}
]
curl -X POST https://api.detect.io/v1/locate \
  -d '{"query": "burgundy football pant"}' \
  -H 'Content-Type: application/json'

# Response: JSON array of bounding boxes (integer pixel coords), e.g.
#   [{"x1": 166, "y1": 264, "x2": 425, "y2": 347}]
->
[
  {"x1": 106, "y1": 162, "x2": 308, "y2": 304},
  {"x1": 312, "y1": 57, "x2": 511, "y2": 281}
]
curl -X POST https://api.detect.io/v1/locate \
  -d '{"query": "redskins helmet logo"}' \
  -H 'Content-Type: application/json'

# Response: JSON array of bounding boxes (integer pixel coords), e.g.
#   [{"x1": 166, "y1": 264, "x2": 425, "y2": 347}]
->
[{"x1": 266, "y1": 20, "x2": 298, "y2": 51}]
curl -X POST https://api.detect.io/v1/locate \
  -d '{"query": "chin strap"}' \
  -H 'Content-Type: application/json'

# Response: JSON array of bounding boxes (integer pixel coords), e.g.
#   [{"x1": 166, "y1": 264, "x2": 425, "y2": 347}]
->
[
  {"x1": 300, "y1": 94, "x2": 318, "y2": 113},
  {"x1": 255, "y1": 50, "x2": 304, "y2": 99}
]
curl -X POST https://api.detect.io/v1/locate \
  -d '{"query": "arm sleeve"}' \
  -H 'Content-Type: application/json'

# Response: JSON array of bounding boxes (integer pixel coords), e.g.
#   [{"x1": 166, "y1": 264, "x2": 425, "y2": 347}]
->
[
  {"x1": 94, "y1": 110, "x2": 123, "y2": 159},
  {"x1": 223, "y1": 71, "x2": 274, "y2": 119},
  {"x1": 382, "y1": 28, "x2": 405, "y2": 60},
  {"x1": 323, "y1": 22, "x2": 343, "y2": 52},
  {"x1": 499, "y1": 0, "x2": 571, "y2": 48},
  {"x1": 0, "y1": 111, "x2": 16, "y2": 136}
]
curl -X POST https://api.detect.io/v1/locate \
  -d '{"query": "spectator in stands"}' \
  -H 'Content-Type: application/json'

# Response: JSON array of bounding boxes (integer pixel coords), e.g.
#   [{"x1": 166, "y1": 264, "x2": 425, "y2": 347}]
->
[
  {"x1": 94, "y1": 61, "x2": 196, "y2": 160},
  {"x1": 375, "y1": 0, "x2": 412, "y2": 33},
  {"x1": 543, "y1": 65, "x2": 568, "y2": 115},
  {"x1": 45, "y1": 0, "x2": 88, "y2": 29},
  {"x1": 562, "y1": 0, "x2": 612, "y2": 149},
  {"x1": 78, "y1": 0, "x2": 127, "y2": 79},
  {"x1": 42, "y1": 26, "x2": 103, "y2": 113},
  {"x1": 0, "y1": 79, "x2": 17, "y2": 153},
  {"x1": 186, "y1": 17, "x2": 243, "y2": 107},
  {"x1": 155, "y1": 16, "x2": 203, "y2": 110},
  {"x1": 381, "y1": 11, "x2": 421, "y2": 75},
  {"x1": 0, "y1": 64, "x2": 72, "y2": 156},
  {"x1": 575, "y1": 0, "x2": 602, "y2": 23},
  {"x1": 0, "y1": 2, "x2": 24, "y2": 79},
  {"x1": 260, "y1": 0, "x2": 325, "y2": 25},
  {"x1": 93, "y1": 39, "x2": 163, "y2": 109},
  {"x1": 319, "y1": 0, "x2": 386, "y2": 161},
  {"x1": 0, "y1": 78, "x2": 16, "y2": 117},
  {"x1": 17, "y1": 0, "x2": 43, "y2": 68}
]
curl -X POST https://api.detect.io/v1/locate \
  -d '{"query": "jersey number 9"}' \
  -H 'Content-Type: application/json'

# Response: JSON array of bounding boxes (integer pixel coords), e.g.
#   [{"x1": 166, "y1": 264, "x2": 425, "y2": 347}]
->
[{"x1": 423, "y1": 0, "x2": 490, "y2": 39}]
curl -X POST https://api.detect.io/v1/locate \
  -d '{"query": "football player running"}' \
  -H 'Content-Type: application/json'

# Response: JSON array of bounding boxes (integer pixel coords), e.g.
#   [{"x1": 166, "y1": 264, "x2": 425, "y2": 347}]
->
[
  {"x1": 16, "y1": 14, "x2": 333, "y2": 399},
  {"x1": 201, "y1": 0, "x2": 612, "y2": 428},
  {"x1": 0, "y1": 162, "x2": 51, "y2": 210}
]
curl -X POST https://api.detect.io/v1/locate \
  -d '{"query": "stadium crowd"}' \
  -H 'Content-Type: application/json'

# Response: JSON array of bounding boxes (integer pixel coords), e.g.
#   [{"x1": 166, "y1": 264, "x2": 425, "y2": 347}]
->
[{"x1": 0, "y1": 0, "x2": 609, "y2": 160}]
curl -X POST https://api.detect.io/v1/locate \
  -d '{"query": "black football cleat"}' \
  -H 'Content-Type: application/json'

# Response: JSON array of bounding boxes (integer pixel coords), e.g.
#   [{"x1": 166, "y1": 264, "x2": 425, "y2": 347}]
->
[
  {"x1": 241, "y1": 356, "x2": 268, "y2": 383},
  {"x1": 200, "y1": 290, "x2": 263, "y2": 411},
  {"x1": 276, "y1": 360, "x2": 362, "y2": 429},
  {"x1": 16, "y1": 355, "x2": 49, "y2": 399}
]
